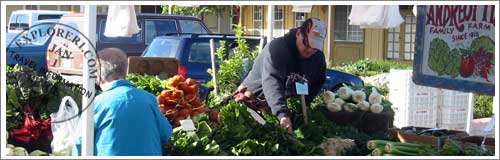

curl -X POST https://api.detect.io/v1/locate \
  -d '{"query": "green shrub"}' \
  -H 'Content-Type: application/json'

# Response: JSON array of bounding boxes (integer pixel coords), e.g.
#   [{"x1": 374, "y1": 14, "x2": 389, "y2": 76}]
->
[
  {"x1": 473, "y1": 94, "x2": 493, "y2": 119},
  {"x1": 332, "y1": 59, "x2": 413, "y2": 76}
]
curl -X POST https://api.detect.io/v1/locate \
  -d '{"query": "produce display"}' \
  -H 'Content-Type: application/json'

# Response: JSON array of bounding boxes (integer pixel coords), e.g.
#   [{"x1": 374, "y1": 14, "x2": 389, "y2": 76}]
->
[
  {"x1": 323, "y1": 86, "x2": 390, "y2": 114},
  {"x1": 6, "y1": 144, "x2": 51, "y2": 156},
  {"x1": 165, "y1": 96, "x2": 391, "y2": 156},
  {"x1": 6, "y1": 65, "x2": 82, "y2": 154},
  {"x1": 127, "y1": 73, "x2": 169, "y2": 95},
  {"x1": 366, "y1": 139, "x2": 494, "y2": 156},
  {"x1": 157, "y1": 75, "x2": 211, "y2": 127}
]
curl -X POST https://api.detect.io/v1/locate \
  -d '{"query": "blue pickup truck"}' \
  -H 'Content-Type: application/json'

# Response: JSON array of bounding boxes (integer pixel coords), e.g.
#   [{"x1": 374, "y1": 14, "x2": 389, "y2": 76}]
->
[
  {"x1": 6, "y1": 23, "x2": 54, "y2": 75},
  {"x1": 142, "y1": 34, "x2": 363, "y2": 98}
]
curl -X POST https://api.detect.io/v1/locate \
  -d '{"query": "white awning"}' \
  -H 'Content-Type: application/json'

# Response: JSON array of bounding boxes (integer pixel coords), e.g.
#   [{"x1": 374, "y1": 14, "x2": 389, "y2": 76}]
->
[{"x1": 292, "y1": 5, "x2": 313, "y2": 13}]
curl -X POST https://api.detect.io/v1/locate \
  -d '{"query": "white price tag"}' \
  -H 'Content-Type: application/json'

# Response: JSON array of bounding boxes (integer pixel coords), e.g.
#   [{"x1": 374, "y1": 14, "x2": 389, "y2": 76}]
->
[
  {"x1": 180, "y1": 119, "x2": 196, "y2": 131},
  {"x1": 295, "y1": 82, "x2": 308, "y2": 95},
  {"x1": 247, "y1": 108, "x2": 266, "y2": 125}
]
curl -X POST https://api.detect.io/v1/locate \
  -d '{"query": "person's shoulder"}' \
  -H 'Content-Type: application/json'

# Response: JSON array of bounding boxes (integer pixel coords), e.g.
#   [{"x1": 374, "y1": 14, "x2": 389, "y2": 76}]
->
[
  {"x1": 267, "y1": 37, "x2": 287, "y2": 52},
  {"x1": 132, "y1": 87, "x2": 157, "y2": 100},
  {"x1": 266, "y1": 37, "x2": 289, "y2": 57},
  {"x1": 311, "y1": 51, "x2": 326, "y2": 61}
]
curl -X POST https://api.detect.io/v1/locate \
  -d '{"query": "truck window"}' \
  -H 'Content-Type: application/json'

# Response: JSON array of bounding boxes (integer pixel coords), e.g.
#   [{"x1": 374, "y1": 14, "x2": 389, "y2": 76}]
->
[
  {"x1": 188, "y1": 40, "x2": 221, "y2": 63},
  {"x1": 179, "y1": 20, "x2": 209, "y2": 34},
  {"x1": 9, "y1": 14, "x2": 29, "y2": 30},
  {"x1": 38, "y1": 14, "x2": 63, "y2": 20},
  {"x1": 145, "y1": 19, "x2": 177, "y2": 44},
  {"x1": 143, "y1": 38, "x2": 181, "y2": 58},
  {"x1": 98, "y1": 20, "x2": 142, "y2": 43}
]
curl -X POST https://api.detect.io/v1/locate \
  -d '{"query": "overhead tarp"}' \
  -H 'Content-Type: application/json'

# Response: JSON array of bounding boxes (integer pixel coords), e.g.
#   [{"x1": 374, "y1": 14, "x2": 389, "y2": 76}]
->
[
  {"x1": 348, "y1": 5, "x2": 404, "y2": 28},
  {"x1": 293, "y1": 5, "x2": 313, "y2": 13}
]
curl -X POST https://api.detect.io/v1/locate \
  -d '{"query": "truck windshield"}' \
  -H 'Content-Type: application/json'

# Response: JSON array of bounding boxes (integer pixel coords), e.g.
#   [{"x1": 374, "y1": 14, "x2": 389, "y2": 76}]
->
[{"x1": 11, "y1": 24, "x2": 54, "y2": 46}]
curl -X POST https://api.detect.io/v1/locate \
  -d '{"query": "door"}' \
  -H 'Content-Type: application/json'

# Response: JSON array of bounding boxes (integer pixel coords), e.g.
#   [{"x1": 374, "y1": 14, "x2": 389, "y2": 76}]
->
[{"x1": 332, "y1": 5, "x2": 364, "y2": 66}]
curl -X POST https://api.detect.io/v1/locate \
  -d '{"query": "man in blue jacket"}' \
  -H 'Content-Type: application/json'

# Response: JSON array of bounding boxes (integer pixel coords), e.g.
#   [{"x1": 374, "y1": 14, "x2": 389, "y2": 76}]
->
[
  {"x1": 234, "y1": 19, "x2": 326, "y2": 133},
  {"x1": 72, "y1": 48, "x2": 172, "y2": 156}
]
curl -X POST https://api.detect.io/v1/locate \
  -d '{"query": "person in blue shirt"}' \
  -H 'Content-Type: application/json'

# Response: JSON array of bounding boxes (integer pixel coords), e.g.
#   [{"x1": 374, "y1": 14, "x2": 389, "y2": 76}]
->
[{"x1": 72, "y1": 48, "x2": 172, "y2": 156}]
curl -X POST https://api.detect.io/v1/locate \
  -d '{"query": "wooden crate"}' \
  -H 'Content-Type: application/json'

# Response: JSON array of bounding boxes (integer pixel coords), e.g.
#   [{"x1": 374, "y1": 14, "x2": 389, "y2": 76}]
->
[
  {"x1": 127, "y1": 57, "x2": 178, "y2": 77},
  {"x1": 324, "y1": 107, "x2": 392, "y2": 134},
  {"x1": 459, "y1": 136, "x2": 495, "y2": 150},
  {"x1": 389, "y1": 127, "x2": 469, "y2": 147}
]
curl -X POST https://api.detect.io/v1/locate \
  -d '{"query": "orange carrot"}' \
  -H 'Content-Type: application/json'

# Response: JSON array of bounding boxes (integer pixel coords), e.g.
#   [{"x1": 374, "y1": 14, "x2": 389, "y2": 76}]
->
[
  {"x1": 165, "y1": 100, "x2": 177, "y2": 107},
  {"x1": 186, "y1": 78, "x2": 198, "y2": 86},
  {"x1": 190, "y1": 98, "x2": 203, "y2": 108},
  {"x1": 184, "y1": 93, "x2": 196, "y2": 102},
  {"x1": 171, "y1": 89, "x2": 184, "y2": 100}
]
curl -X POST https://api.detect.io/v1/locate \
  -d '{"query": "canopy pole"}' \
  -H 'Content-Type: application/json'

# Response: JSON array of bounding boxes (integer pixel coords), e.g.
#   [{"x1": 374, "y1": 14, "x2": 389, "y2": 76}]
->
[
  {"x1": 82, "y1": 5, "x2": 96, "y2": 156},
  {"x1": 267, "y1": 5, "x2": 274, "y2": 42}
]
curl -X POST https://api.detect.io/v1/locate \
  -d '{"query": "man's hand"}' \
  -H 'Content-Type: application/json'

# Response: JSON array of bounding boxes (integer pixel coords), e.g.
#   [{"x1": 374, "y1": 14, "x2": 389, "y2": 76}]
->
[
  {"x1": 233, "y1": 85, "x2": 253, "y2": 102},
  {"x1": 279, "y1": 116, "x2": 293, "y2": 133}
]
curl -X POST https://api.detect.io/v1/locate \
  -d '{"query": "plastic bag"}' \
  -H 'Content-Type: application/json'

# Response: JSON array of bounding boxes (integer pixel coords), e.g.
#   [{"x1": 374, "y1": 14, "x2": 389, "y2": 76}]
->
[{"x1": 50, "y1": 96, "x2": 80, "y2": 156}]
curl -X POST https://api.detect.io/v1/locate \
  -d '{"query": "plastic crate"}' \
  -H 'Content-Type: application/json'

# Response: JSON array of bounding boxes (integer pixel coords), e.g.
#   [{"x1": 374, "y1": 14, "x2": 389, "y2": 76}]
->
[
  {"x1": 438, "y1": 106, "x2": 468, "y2": 125},
  {"x1": 389, "y1": 70, "x2": 439, "y2": 128},
  {"x1": 440, "y1": 89, "x2": 471, "y2": 108},
  {"x1": 468, "y1": 118, "x2": 495, "y2": 138}
]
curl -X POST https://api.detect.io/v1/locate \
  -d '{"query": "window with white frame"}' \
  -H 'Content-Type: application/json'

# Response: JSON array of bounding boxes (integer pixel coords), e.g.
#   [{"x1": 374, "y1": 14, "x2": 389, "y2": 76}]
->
[
  {"x1": 386, "y1": 13, "x2": 416, "y2": 61},
  {"x1": 386, "y1": 26, "x2": 400, "y2": 59},
  {"x1": 403, "y1": 14, "x2": 416, "y2": 60},
  {"x1": 295, "y1": 12, "x2": 307, "y2": 27},
  {"x1": 252, "y1": 6, "x2": 263, "y2": 35},
  {"x1": 273, "y1": 5, "x2": 285, "y2": 38},
  {"x1": 334, "y1": 5, "x2": 363, "y2": 42}
]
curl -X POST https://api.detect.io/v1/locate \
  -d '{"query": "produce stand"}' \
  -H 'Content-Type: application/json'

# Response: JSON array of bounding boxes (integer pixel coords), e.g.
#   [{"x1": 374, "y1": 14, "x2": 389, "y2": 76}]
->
[{"x1": 4, "y1": 4, "x2": 496, "y2": 158}]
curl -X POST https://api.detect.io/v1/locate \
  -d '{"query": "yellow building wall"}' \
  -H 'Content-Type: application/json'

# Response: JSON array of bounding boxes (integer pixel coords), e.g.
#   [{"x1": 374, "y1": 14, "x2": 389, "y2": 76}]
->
[
  {"x1": 241, "y1": 5, "x2": 253, "y2": 35},
  {"x1": 327, "y1": 6, "x2": 335, "y2": 66},
  {"x1": 39, "y1": 5, "x2": 58, "y2": 10},
  {"x1": 284, "y1": 6, "x2": 294, "y2": 30},
  {"x1": 363, "y1": 28, "x2": 385, "y2": 60}
]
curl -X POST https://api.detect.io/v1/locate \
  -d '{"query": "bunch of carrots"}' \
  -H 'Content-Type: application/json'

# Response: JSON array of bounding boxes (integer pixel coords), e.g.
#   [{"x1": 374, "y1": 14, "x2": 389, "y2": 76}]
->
[{"x1": 157, "y1": 75, "x2": 210, "y2": 127}]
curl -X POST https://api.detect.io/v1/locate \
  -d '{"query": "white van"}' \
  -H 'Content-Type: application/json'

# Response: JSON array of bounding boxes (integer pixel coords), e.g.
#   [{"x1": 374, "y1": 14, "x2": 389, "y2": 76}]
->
[{"x1": 8, "y1": 10, "x2": 70, "y2": 33}]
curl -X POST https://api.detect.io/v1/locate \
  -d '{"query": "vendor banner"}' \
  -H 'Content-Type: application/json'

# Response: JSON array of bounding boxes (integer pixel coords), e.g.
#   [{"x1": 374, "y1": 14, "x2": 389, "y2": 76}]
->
[{"x1": 413, "y1": 5, "x2": 495, "y2": 95}]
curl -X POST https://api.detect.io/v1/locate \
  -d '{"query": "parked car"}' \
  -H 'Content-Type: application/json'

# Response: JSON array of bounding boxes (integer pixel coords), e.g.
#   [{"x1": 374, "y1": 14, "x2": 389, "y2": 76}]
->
[
  {"x1": 8, "y1": 10, "x2": 69, "y2": 33},
  {"x1": 46, "y1": 13, "x2": 211, "y2": 76},
  {"x1": 6, "y1": 22, "x2": 55, "y2": 75},
  {"x1": 142, "y1": 34, "x2": 363, "y2": 98}
]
